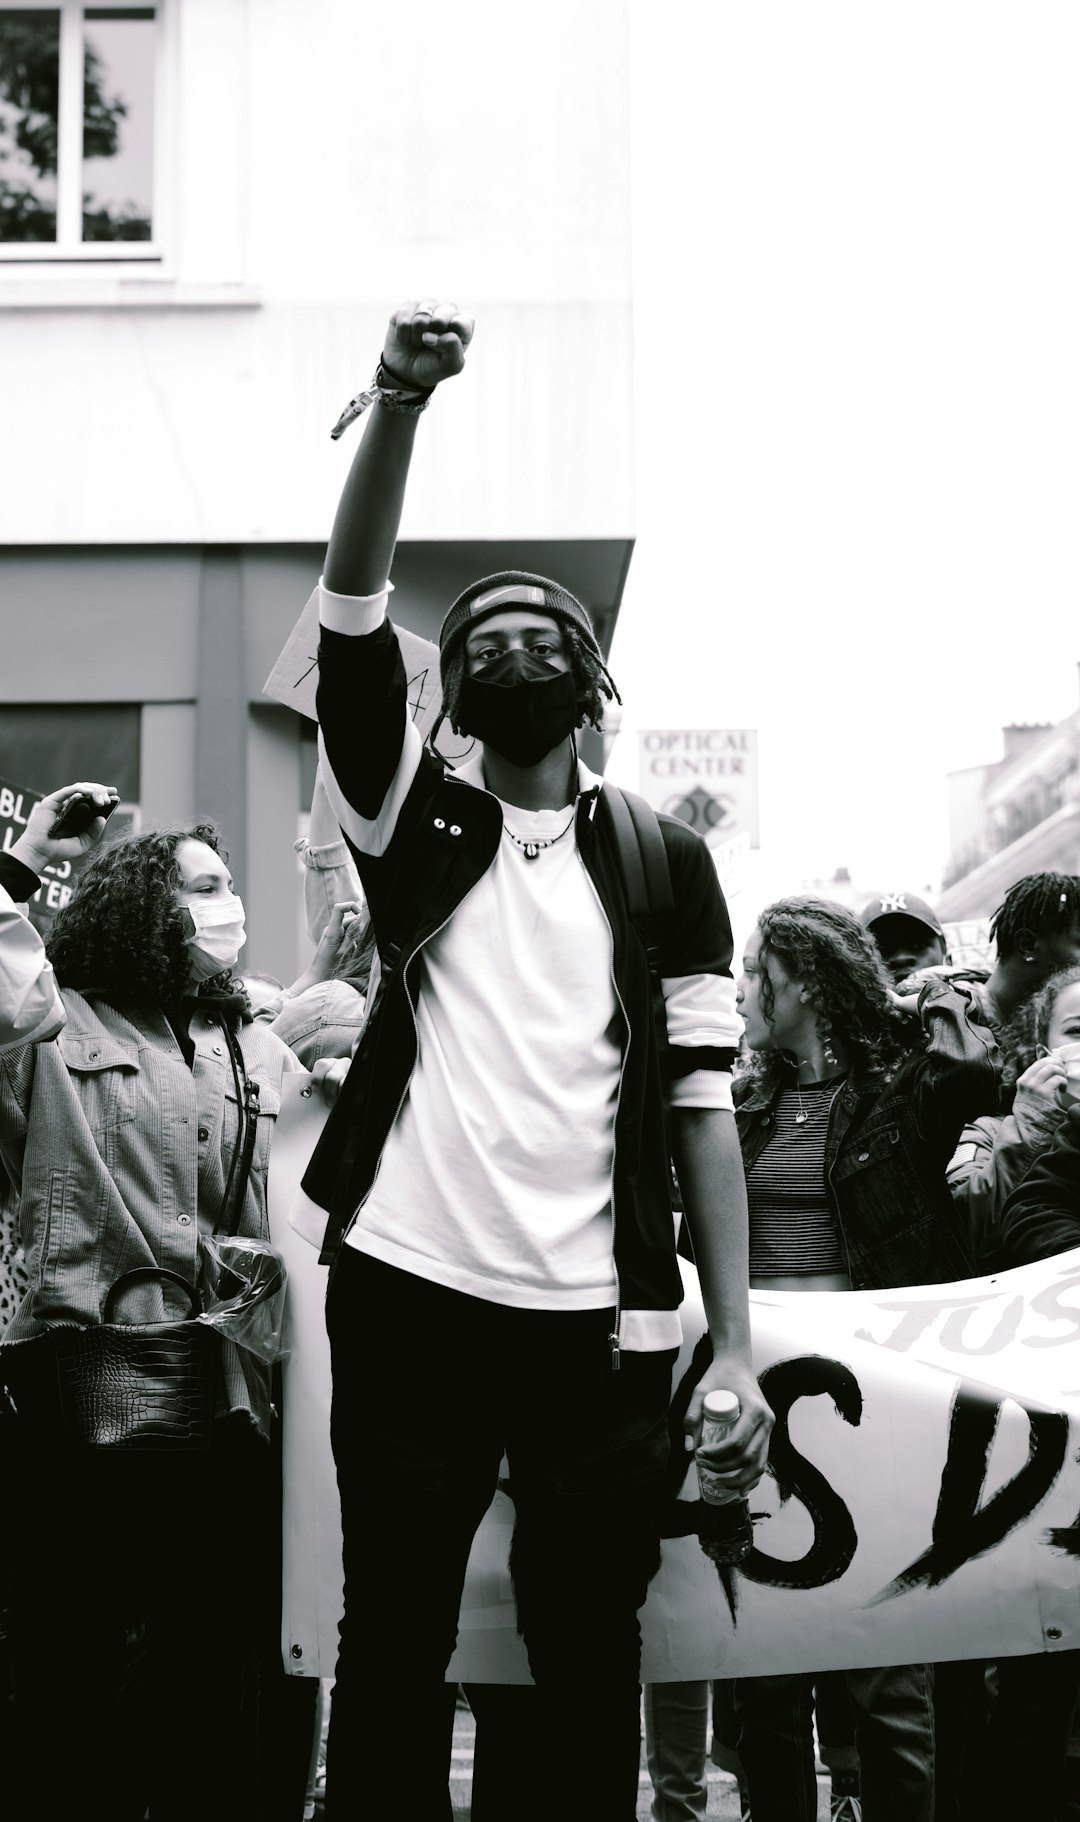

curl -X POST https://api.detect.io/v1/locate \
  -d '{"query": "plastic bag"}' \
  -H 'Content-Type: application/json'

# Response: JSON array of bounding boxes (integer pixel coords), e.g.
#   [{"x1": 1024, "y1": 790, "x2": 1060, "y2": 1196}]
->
[{"x1": 197, "y1": 1234, "x2": 290, "y2": 1363}]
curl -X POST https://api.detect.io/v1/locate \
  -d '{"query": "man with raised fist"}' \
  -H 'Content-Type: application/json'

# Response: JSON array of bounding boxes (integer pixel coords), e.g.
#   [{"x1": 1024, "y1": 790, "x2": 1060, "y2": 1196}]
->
[{"x1": 294, "y1": 300, "x2": 772, "y2": 1819}]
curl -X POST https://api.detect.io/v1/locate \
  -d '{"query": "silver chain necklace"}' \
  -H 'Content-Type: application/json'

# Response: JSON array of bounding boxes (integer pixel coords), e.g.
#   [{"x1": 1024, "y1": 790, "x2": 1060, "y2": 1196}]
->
[{"x1": 502, "y1": 806, "x2": 577, "y2": 861}]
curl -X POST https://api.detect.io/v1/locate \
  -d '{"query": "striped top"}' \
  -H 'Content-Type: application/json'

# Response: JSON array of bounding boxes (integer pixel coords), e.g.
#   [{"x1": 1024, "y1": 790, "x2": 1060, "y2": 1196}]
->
[{"x1": 747, "y1": 1078, "x2": 847, "y2": 1276}]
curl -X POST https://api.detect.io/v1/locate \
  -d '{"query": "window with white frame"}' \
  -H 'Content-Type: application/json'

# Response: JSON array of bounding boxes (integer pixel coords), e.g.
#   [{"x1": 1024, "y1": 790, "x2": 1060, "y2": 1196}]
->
[{"x1": 0, "y1": 2, "x2": 162, "y2": 258}]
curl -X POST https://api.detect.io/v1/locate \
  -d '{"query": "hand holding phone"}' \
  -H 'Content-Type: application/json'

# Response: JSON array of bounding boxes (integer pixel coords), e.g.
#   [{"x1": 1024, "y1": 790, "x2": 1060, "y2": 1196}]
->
[
  {"x1": 48, "y1": 789, "x2": 120, "y2": 840},
  {"x1": 8, "y1": 782, "x2": 121, "y2": 876}
]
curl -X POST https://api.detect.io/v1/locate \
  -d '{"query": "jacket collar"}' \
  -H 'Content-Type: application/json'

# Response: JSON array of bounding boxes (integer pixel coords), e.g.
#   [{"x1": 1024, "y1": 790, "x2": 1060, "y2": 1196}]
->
[{"x1": 448, "y1": 748, "x2": 603, "y2": 802}]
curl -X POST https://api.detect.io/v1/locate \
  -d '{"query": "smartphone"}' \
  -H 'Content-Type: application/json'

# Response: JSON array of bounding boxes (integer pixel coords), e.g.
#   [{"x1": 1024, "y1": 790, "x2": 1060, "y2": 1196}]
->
[{"x1": 48, "y1": 791, "x2": 120, "y2": 840}]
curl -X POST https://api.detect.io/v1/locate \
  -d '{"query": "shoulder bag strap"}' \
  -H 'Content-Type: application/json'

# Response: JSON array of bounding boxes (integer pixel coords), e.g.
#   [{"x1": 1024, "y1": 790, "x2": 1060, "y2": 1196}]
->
[{"x1": 215, "y1": 1021, "x2": 261, "y2": 1236}]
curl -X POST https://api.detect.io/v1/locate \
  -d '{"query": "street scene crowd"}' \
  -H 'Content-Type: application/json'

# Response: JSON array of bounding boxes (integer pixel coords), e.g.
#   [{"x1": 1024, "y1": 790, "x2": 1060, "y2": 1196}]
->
[{"x1": 2, "y1": 302, "x2": 1080, "y2": 1821}]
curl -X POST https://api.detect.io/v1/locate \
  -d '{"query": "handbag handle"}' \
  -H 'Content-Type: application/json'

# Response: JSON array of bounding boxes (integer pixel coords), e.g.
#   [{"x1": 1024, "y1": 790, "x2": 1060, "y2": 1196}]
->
[{"x1": 102, "y1": 1267, "x2": 203, "y2": 1325}]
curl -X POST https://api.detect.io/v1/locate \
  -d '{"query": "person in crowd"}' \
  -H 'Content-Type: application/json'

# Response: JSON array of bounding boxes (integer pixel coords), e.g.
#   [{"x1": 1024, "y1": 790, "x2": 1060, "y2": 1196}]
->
[
  {"x1": 727, "y1": 895, "x2": 998, "y2": 1822},
  {"x1": 860, "y1": 890, "x2": 948, "y2": 985},
  {"x1": 941, "y1": 963, "x2": 1080, "y2": 1819},
  {"x1": 976, "y1": 1078, "x2": 1078, "y2": 1822},
  {"x1": 947, "y1": 962, "x2": 1080, "y2": 1268},
  {"x1": 290, "y1": 296, "x2": 773, "y2": 1822},
  {"x1": 954, "y1": 874, "x2": 1080, "y2": 1031},
  {"x1": 916, "y1": 873, "x2": 1080, "y2": 1818},
  {"x1": 262, "y1": 899, "x2": 372, "y2": 1068},
  {"x1": 252, "y1": 763, "x2": 373, "y2": 1058},
  {"x1": 0, "y1": 782, "x2": 304, "y2": 1822}
]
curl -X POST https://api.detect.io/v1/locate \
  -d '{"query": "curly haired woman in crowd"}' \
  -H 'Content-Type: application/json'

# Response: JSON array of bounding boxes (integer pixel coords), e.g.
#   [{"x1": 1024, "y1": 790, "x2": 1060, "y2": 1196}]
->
[
  {"x1": 0, "y1": 783, "x2": 301, "y2": 1822},
  {"x1": 728, "y1": 896, "x2": 999, "y2": 1822}
]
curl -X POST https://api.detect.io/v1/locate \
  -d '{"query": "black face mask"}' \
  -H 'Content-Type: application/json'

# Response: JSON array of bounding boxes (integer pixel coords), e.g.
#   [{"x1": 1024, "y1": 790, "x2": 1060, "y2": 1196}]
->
[{"x1": 457, "y1": 649, "x2": 580, "y2": 767}]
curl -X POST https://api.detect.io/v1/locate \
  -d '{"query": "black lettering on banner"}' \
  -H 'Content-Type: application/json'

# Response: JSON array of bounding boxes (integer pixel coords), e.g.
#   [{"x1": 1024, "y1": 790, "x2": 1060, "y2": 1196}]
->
[
  {"x1": 1045, "y1": 1475, "x2": 1080, "y2": 1560},
  {"x1": 870, "y1": 1383, "x2": 1070, "y2": 1603},
  {"x1": 742, "y1": 1356, "x2": 863, "y2": 1592}
]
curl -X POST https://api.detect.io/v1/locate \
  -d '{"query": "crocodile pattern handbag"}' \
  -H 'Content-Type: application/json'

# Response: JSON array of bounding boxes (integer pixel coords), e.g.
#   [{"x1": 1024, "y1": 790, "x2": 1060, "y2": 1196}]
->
[{"x1": 0, "y1": 1267, "x2": 218, "y2": 1450}]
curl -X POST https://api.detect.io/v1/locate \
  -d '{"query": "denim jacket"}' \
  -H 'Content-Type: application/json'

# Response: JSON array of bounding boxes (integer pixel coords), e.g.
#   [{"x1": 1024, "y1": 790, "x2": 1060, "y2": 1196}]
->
[
  {"x1": 735, "y1": 979, "x2": 1001, "y2": 1290},
  {"x1": 0, "y1": 864, "x2": 299, "y2": 1435}
]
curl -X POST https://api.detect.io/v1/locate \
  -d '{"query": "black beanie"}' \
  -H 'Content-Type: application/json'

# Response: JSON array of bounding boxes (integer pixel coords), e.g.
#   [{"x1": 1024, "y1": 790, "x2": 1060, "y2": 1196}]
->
[{"x1": 438, "y1": 570, "x2": 604, "y2": 684}]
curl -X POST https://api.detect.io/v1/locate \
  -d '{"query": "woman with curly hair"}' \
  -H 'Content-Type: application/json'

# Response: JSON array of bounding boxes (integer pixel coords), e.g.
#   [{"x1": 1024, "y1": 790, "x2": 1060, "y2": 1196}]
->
[
  {"x1": 727, "y1": 895, "x2": 999, "y2": 1822},
  {"x1": 0, "y1": 782, "x2": 301, "y2": 1822}
]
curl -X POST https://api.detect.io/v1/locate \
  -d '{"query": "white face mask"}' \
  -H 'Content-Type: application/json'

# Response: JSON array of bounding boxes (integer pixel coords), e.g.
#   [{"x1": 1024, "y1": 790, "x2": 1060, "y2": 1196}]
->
[
  {"x1": 184, "y1": 893, "x2": 247, "y2": 980},
  {"x1": 1052, "y1": 1040, "x2": 1080, "y2": 1104}
]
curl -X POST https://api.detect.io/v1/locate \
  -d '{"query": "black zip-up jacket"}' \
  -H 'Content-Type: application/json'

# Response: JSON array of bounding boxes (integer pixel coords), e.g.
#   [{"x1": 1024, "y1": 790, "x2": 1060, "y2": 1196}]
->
[{"x1": 294, "y1": 603, "x2": 740, "y2": 1351}]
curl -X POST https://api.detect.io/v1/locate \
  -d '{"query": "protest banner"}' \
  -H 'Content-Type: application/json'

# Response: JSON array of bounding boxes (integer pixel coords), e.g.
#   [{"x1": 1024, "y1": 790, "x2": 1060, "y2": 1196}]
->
[
  {"x1": 262, "y1": 585, "x2": 475, "y2": 763},
  {"x1": 270, "y1": 1078, "x2": 1080, "y2": 1682}
]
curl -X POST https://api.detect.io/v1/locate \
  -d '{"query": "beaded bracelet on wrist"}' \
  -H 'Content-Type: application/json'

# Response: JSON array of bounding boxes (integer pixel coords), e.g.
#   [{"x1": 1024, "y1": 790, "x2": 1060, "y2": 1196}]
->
[{"x1": 330, "y1": 359, "x2": 434, "y2": 440}]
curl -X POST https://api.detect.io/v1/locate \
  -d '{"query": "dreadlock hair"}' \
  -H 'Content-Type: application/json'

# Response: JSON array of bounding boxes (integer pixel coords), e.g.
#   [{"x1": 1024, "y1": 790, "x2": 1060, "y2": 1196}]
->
[
  {"x1": 740, "y1": 895, "x2": 917, "y2": 1099},
  {"x1": 998, "y1": 962, "x2": 1080, "y2": 1092},
  {"x1": 46, "y1": 821, "x2": 249, "y2": 1019},
  {"x1": 989, "y1": 872, "x2": 1080, "y2": 960},
  {"x1": 440, "y1": 621, "x2": 620, "y2": 740}
]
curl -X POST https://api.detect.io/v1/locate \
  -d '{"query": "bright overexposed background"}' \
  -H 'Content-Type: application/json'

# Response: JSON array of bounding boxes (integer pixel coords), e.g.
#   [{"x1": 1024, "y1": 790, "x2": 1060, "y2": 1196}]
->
[{"x1": 607, "y1": 2, "x2": 1080, "y2": 920}]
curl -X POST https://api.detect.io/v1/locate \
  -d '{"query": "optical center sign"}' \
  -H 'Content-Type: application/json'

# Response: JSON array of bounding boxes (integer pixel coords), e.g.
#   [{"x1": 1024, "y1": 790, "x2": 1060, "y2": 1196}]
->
[{"x1": 639, "y1": 730, "x2": 759, "y2": 849}]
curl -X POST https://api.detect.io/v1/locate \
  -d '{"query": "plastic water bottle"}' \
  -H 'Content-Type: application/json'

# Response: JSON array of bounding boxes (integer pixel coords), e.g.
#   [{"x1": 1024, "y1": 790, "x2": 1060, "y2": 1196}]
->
[{"x1": 696, "y1": 1389, "x2": 754, "y2": 1565}]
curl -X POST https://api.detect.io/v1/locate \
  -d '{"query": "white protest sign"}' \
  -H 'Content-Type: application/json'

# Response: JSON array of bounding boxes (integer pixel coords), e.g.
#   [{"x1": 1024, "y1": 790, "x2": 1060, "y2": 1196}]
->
[
  {"x1": 262, "y1": 585, "x2": 476, "y2": 763},
  {"x1": 944, "y1": 918, "x2": 995, "y2": 972},
  {"x1": 269, "y1": 1080, "x2": 1080, "y2": 1681},
  {"x1": 269, "y1": 1075, "x2": 343, "y2": 1678}
]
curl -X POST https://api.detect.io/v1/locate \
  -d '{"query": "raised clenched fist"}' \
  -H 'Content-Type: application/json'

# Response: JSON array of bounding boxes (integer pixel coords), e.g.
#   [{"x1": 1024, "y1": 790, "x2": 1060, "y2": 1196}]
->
[{"x1": 382, "y1": 299, "x2": 474, "y2": 391}]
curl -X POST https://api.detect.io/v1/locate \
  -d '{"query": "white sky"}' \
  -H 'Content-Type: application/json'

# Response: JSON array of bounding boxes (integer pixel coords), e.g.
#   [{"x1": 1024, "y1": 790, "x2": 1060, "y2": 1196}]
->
[{"x1": 606, "y1": 3, "x2": 1080, "y2": 903}]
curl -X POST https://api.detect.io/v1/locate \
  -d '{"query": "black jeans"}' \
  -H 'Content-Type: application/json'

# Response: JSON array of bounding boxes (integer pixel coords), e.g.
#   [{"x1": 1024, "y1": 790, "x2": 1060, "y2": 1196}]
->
[
  {"x1": 324, "y1": 1249, "x2": 676, "y2": 1821},
  {"x1": 9, "y1": 1415, "x2": 275, "y2": 1821},
  {"x1": 732, "y1": 1664, "x2": 935, "y2": 1822}
]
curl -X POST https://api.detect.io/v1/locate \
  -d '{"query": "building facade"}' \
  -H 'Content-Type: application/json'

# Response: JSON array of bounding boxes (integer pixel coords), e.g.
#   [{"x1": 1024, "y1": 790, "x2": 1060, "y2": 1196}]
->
[
  {"x1": 1, "y1": 0, "x2": 635, "y2": 973},
  {"x1": 938, "y1": 678, "x2": 1080, "y2": 922}
]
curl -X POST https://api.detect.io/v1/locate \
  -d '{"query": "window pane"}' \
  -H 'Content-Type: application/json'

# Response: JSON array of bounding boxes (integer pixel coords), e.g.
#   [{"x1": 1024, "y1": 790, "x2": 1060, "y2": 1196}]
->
[
  {"x1": 82, "y1": 7, "x2": 154, "y2": 242},
  {"x1": 0, "y1": 9, "x2": 60, "y2": 243},
  {"x1": 0, "y1": 702, "x2": 142, "y2": 804}
]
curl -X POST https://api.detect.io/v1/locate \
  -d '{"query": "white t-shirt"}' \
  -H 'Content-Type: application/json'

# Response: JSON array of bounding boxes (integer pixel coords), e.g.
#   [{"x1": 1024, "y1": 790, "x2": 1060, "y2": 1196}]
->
[{"x1": 346, "y1": 791, "x2": 623, "y2": 1309}]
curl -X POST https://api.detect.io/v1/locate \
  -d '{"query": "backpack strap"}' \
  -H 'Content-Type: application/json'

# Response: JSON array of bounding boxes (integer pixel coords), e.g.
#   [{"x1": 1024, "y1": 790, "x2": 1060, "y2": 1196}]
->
[
  {"x1": 604, "y1": 784, "x2": 675, "y2": 1095},
  {"x1": 604, "y1": 784, "x2": 675, "y2": 963}
]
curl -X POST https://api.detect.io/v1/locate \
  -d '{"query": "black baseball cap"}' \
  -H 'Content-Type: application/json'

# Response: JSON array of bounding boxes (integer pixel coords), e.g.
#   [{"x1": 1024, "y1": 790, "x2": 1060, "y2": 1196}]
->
[{"x1": 859, "y1": 892, "x2": 944, "y2": 940}]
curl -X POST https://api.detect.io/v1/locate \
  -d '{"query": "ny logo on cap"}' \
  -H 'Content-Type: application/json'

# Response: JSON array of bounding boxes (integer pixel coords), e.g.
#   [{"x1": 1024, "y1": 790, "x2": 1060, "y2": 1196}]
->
[{"x1": 879, "y1": 892, "x2": 908, "y2": 913}]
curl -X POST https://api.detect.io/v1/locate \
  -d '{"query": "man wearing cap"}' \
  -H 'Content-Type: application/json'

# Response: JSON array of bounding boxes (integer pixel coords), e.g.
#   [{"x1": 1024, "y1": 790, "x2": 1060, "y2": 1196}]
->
[
  {"x1": 293, "y1": 300, "x2": 772, "y2": 1820},
  {"x1": 859, "y1": 891, "x2": 948, "y2": 987}
]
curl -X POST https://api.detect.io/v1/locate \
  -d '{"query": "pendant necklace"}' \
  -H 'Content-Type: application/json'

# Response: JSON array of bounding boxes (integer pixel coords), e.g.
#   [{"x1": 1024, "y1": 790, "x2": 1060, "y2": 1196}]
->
[
  {"x1": 793, "y1": 1070, "x2": 845, "y2": 1130},
  {"x1": 503, "y1": 805, "x2": 577, "y2": 862}
]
